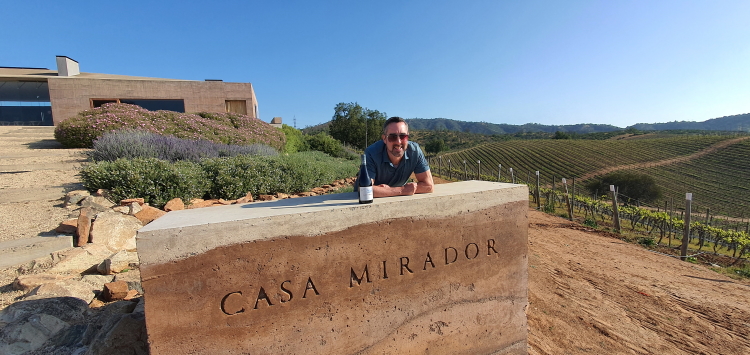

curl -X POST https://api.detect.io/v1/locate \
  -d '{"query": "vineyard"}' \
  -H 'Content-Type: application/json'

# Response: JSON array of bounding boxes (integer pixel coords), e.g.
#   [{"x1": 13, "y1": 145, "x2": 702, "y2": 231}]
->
[{"x1": 434, "y1": 134, "x2": 750, "y2": 218}]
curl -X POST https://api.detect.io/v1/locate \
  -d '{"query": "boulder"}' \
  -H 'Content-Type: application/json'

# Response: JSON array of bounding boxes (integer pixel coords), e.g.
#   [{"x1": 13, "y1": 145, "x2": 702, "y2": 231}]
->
[
  {"x1": 13, "y1": 274, "x2": 74, "y2": 292},
  {"x1": 119, "y1": 198, "x2": 144, "y2": 206},
  {"x1": 25, "y1": 280, "x2": 97, "y2": 304},
  {"x1": 49, "y1": 243, "x2": 112, "y2": 274},
  {"x1": 102, "y1": 281, "x2": 129, "y2": 302},
  {"x1": 113, "y1": 269, "x2": 143, "y2": 294},
  {"x1": 97, "y1": 251, "x2": 138, "y2": 275},
  {"x1": 55, "y1": 219, "x2": 78, "y2": 234},
  {"x1": 112, "y1": 206, "x2": 129, "y2": 214},
  {"x1": 163, "y1": 198, "x2": 184, "y2": 212},
  {"x1": 127, "y1": 202, "x2": 142, "y2": 216},
  {"x1": 257, "y1": 194, "x2": 276, "y2": 201},
  {"x1": 79, "y1": 196, "x2": 114, "y2": 213},
  {"x1": 90, "y1": 212, "x2": 142, "y2": 252},
  {"x1": 84, "y1": 305, "x2": 148, "y2": 355},
  {"x1": 64, "y1": 190, "x2": 90, "y2": 208},
  {"x1": 297, "y1": 192, "x2": 316, "y2": 197},
  {"x1": 0, "y1": 297, "x2": 89, "y2": 355},
  {"x1": 76, "y1": 207, "x2": 92, "y2": 247},
  {"x1": 275, "y1": 193, "x2": 290, "y2": 199},
  {"x1": 80, "y1": 274, "x2": 115, "y2": 293},
  {"x1": 187, "y1": 198, "x2": 218, "y2": 209},
  {"x1": 133, "y1": 206, "x2": 166, "y2": 225},
  {"x1": 234, "y1": 192, "x2": 254, "y2": 204}
]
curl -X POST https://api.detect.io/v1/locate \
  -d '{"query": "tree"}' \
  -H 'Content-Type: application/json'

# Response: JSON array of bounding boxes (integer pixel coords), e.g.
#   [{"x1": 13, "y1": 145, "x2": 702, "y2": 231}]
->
[
  {"x1": 584, "y1": 171, "x2": 662, "y2": 204},
  {"x1": 329, "y1": 102, "x2": 387, "y2": 150},
  {"x1": 280, "y1": 124, "x2": 307, "y2": 153},
  {"x1": 425, "y1": 139, "x2": 446, "y2": 154},
  {"x1": 553, "y1": 131, "x2": 571, "y2": 139}
]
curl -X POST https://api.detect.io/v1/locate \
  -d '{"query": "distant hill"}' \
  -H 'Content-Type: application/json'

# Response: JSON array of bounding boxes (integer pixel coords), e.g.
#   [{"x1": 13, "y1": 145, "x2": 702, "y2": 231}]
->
[
  {"x1": 302, "y1": 112, "x2": 750, "y2": 135},
  {"x1": 406, "y1": 118, "x2": 619, "y2": 135},
  {"x1": 629, "y1": 113, "x2": 750, "y2": 132}
]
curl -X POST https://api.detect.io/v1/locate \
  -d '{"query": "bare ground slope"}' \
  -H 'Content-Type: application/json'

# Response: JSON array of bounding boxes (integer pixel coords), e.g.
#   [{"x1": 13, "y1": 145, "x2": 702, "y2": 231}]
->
[{"x1": 527, "y1": 209, "x2": 750, "y2": 355}]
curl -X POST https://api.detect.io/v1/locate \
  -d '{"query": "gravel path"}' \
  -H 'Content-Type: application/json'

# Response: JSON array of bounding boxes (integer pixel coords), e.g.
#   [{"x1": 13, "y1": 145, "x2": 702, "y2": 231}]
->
[{"x1": 0, "y1": 126, "x2": 88, "y2": 243}]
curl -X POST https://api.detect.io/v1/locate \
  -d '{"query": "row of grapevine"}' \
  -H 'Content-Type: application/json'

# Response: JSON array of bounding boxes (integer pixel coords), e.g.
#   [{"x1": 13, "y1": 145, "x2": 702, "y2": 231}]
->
[{"x1": 432, "y1": 135, "x2": 750, "y2": 218}]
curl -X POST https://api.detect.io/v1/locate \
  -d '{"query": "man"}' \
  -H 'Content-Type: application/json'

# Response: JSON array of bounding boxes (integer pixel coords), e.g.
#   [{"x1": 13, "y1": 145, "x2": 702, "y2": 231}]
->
[{"x1": 362, "y1": 116, "x2": 434, "y2": 197}]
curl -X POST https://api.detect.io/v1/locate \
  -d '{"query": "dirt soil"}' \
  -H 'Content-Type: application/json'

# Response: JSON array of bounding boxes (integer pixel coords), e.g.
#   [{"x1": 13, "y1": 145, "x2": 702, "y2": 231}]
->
[
  {"x1": 1, "y1": 128, "x2": 749, "y2": 354},
  {"x1": 526, "y1": 210, "x2": 750, "y2": 355}
]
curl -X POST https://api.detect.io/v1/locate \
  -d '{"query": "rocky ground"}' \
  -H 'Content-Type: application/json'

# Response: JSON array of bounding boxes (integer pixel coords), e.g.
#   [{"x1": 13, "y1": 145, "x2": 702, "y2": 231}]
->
[{"x1": 1, "y1": 127, "x2": 749, "y2": 354}]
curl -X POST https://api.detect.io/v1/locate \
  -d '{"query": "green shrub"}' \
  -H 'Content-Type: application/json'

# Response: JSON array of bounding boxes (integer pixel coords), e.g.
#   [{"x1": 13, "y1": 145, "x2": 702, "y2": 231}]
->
[
  {"x1": 305, "y1": 133, "x2": 357, "y2": 160},
  {"x1": 583, "y1": 218, "x2": 598, "y2": 228},
  {"x1": 281, "y1": 124, "x2": 308, "y2": 153},
  {"x1": 79, "y1": 158, "x2": 210, "y2": 208},
  {"x1": 201, "y1": 151, "x2": 357, "y2": 199},
  {"x1": 54, "y1": 103, "x2": 285, "y2": 150}
]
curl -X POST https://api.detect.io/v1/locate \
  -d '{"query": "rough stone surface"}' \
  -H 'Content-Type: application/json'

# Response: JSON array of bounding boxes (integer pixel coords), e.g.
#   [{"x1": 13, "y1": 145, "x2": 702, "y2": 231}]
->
[
  {"x1": 48, "y1": 244, "x2": 111, "y2": 274},
  {"x1": 113, "y1": 269, "x2": 143, "y2": 294},
  {"x1": 80, "y1": 274, "x2": 115, "y2": 292},
  {"x1": 234, "y1": 192, "x2": 254, "y2": 204},
  {"x1": 257, "y1": 194, "x2": 276, "y2": 201},
  {"x1": 26, "y1": 280, "x2": 96, "y2": 304},
  {"x1": 103, "y1": 281, "x2": 129, "y2": 302},
  {"x1": 89, "y1": 212, "x2": 142, "y2": 252},
  {"x1": 127, "y1": 202, "x2": 142, "y2": 216},
  {"x1": 76, "y1": 207, "x2": 92, "y2": 247},
  {"x1": 98, "y1": 251, "x2": 138, "y2": 275},
  {"x1": 0, "y1": 297, "x2": 89, "y2": 355},
  {"x1": 12, "y1": 274, "x2": 74, "y2": 292},
  {"x1": 120, "y1": 198, "x2": 145, "y2": 206},
  {"x1": 137, "y1": 181, "x2": 528, "y2": 354},
  {"x1": 112, "y1": 206, "x2": 129, "y2": 214},
  {"x1": 64, "y1": 190, "x2": 90, "y2": 207},
  {"x1": 163, "y1": 198, "x2": 184, "y2": 212},
  {"x1": 55, "y1": 219, "x2": 78, "y2": 234},
  {"x1": 133, "y1": 206, "x2": 166, "y2": 225},
  {"x1": 79, "y1": 196, "x2": 112, "y2": 214}
]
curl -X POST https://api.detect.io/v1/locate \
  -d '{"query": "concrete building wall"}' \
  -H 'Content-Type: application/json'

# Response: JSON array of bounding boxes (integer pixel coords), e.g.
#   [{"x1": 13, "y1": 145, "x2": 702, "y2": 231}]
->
[{"x1": 47, "y1": 78, "x2": 258, "y2": 125}]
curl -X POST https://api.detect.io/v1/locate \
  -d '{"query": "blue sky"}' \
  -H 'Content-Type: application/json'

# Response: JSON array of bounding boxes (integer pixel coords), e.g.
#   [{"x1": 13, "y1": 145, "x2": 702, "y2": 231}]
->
[{"x1": 3, "y1": 1, "x2": 749, "y2": 128}]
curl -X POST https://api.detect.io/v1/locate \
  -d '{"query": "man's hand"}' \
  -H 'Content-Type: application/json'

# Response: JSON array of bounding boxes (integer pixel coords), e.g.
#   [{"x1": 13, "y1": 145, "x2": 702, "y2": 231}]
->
[
  {"x1": 373, "y1": 181, "x2": 422, "y2": 197},
  {"x1": 401, "y1": 182, "x2": 418, "y2": 196}
]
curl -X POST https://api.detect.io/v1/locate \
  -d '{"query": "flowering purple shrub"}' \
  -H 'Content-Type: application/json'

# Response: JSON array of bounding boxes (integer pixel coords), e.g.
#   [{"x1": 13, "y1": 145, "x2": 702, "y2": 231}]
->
[
  {"x1": 91, "y1": 129, "x2": 278, "y2": 162},
  {"x1": 54, "y1": 103, "x2": 285, "y2": 150}
]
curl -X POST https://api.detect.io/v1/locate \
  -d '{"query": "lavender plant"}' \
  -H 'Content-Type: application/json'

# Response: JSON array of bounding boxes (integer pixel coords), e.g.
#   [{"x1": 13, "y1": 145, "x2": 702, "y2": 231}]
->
[{"x1": 90, "y1": 129, "x2": 277, "y2": 162}]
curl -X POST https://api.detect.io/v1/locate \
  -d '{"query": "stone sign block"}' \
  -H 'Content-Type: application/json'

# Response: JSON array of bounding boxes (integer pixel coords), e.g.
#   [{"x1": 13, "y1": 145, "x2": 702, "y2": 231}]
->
[{"x1": 137, "y1": 181, "x2": 528, "y2": 354}]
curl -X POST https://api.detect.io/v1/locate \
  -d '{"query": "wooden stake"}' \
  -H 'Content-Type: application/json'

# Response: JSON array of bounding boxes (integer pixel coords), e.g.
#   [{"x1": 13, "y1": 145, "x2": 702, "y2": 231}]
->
[{"x1": 681, "y1": 193, "x2": 692, "y2": 261}]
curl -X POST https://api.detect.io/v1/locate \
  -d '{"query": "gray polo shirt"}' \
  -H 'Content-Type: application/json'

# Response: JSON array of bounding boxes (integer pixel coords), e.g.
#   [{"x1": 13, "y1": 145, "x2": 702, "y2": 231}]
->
[{"x1": 363, "y1": 140, "x2": 430, "y2": 187}]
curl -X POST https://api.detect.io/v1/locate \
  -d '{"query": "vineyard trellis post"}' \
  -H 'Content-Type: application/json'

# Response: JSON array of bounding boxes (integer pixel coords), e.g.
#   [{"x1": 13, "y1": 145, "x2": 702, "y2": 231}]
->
[
  {"x1": 439, "y1": 156, "x2": 443, "y2": 177},
  {"x1": 681, "y1": 193, "x2": 692, "y2": 261},
  {"x1": 535, "y1": 171, "x2": 541, "y2": 210},
  {"x1": 510, "y1": 168, "x2": 515, "y2": 184},
  {"x1": 610, "y1": 185, "x2": 621, "y2": 233},
  {"x1": 562, "y1": 178, "x2": 573, "y2": 221},
  {"x1": 498, "y1": 164, "x2": 502, "y2": 182},
  {"x1": 463, "y1": 160, "x2": 467, "y2": 180},
  {"x1": 448, "y1": 159, "x2": 451, "y2": 180},
  {"x1": 477, "y1": 160, "x2": 481, "y2": 180}
]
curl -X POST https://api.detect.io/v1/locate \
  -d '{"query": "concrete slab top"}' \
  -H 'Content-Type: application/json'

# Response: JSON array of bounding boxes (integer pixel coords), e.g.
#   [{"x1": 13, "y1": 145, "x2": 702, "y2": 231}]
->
[
  {"x1": 137, "y1": 181, "x2": 528, "y2": 265},
  {"x1": 140, "y1": 181, "x2": 525, "y2": 233}
]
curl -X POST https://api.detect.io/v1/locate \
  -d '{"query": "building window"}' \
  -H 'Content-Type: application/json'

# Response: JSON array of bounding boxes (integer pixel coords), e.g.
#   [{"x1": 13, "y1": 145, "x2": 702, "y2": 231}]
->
[
  {"x1": 225, "y1": 100, "x2": 247, "y2": 115},
  {"x1": 91, "y1": 99, "x2": 118, "y2": 108},
  {"x1": 90, "y1": 98, "x2": 185, "y2": 112}
]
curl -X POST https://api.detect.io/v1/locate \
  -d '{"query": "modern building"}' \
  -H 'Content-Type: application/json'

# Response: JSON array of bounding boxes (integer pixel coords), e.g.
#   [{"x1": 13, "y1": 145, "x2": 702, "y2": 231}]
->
[{"x1": 0, "y1": 56, "x2": 259, "y2": 126}]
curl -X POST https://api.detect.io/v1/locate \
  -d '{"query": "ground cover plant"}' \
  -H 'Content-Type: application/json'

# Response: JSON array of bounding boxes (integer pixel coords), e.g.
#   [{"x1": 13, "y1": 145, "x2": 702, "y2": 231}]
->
[
  {"x1": 54, "y1": 103, "x2": 285, "y2": 151},
  {"x1": 79, "y1": 151, "x2": 357, "y2": 208},
  {"x1": 90, "y1": 129, "x2": 278, "y2": 162}
]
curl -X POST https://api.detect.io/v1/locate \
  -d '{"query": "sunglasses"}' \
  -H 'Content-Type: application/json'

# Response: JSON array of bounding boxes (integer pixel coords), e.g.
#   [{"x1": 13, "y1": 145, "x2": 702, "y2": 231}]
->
[{"x1": 386, "y1": 133, "x2": 409, "y2": 142}]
